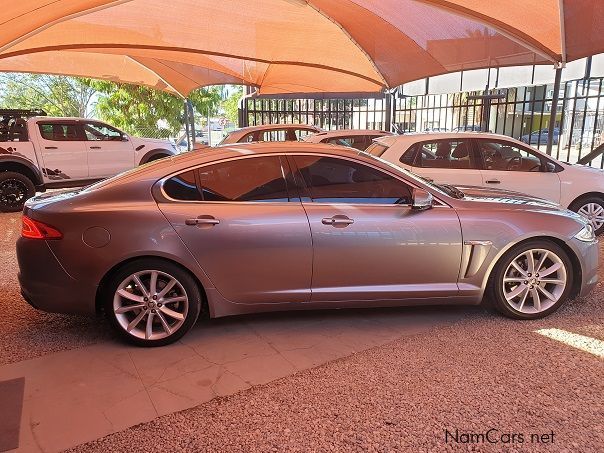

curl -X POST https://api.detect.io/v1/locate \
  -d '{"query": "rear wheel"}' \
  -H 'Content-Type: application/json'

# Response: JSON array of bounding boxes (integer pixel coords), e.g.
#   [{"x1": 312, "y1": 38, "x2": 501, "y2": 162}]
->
[
  {"x1": 490, "y1": 240, "x2": 573, "y2": 319},
  {"x1": 104, "y1": 259, "x2": 202, "y2": 346},
  {"x1": 569, "y1": 196, "x2": 604, "y2": 235},
  {"x1": 0, "y1": 171, "x2": 35, "y2": 212}
]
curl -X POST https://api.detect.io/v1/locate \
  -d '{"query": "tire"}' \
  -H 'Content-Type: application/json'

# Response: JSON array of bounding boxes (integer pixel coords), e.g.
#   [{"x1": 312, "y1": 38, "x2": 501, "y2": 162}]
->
[
  {"x1": 104, "y1": 258, "x2": 202, "y2": 346},
  {"x1": 489, "y1": 240, "x2": 574, "y2": 320},
  {"x1": 0, "y1": 171, "x2": 35, "y2": 212},
  {"x1": 568, "y1": 196, "x2": 604, "y2": 235}
]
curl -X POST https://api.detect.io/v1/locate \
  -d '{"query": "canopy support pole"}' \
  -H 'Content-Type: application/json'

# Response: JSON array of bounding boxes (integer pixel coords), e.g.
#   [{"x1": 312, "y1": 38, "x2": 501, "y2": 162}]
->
[
  {"x1": 187, "y1": 99, "x2": 196, "y2": 148},
  {"x1": 184, "y1": 100, "x2": 191, "y2": 151},
  {"x1": 546, "y1": 67, "x2": 563, "y2": 155}
]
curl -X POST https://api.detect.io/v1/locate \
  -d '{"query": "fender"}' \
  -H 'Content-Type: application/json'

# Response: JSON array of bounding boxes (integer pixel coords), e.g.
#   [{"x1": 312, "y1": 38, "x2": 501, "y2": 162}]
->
[
  {"x1": 138, "y1": 148, "x2": 174, "y2": 165},
  {"x1": 0, "y1": 154, "x2": 44, "y2": 186}
]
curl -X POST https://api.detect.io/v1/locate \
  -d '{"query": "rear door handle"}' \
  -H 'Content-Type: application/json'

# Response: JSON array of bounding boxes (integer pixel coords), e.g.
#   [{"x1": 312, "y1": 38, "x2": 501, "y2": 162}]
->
[
  {"x1": 90, "y1": 146, "x2": 102, "y2": 149},
  {"x1": 486, "y1": 179, "x2": 501, "y2": 184},
  {"x1": 44, "y1": 146, "x2": 58, "y2": 150},
  {"x1": 185, "y1": 216, "x2": 220, "y2": 226},
  {"x1": 322, "y1": 215, "x2": 354, "y2": 227}
]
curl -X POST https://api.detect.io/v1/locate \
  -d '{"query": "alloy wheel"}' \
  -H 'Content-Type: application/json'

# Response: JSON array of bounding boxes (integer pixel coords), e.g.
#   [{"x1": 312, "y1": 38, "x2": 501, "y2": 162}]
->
[
  {"x1": 502, "y1": 248, "x2": 567, "y2": 314},
  {"x1": 0, "y1": 179, "x2": 27, "y2": 208},
  {"x1": 113, "y1": 270, "x2": 189, "y2": 340},
  {"x1": 577, "y1": 202, "x2": 604, "y2": 231}
]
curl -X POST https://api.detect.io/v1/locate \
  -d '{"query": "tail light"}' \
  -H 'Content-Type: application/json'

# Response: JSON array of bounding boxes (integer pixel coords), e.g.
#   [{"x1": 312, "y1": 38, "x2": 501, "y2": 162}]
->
[{"x1": 21, "y1": 215, "x2": 63, "y2": 239}]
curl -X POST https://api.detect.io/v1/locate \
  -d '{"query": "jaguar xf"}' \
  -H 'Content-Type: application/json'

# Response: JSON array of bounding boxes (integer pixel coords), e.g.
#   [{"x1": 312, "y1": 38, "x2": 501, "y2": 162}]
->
[{"x1": 17, "y1": 143, "x2": 598, "y2": 346}]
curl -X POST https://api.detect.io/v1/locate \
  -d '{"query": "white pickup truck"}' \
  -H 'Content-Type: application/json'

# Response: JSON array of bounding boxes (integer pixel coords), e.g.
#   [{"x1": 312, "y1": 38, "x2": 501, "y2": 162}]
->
[{"x1": 0, "y1": 111, "x2": 179, "y2": 212}]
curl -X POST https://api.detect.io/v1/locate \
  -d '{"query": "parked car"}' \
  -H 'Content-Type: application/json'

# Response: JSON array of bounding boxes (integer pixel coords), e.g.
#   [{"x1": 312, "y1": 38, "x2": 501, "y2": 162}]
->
[
  {"x1": 218, "y1": 124, "x2": 322, "y2": 144},
  {"x1": 304, "y1": 129, "x2": 393, "y2": 150},
  {"x1": 18, "y1": 142, "x2": 597, "y2": 346},
  {"x1": 0, "y1": 111, "x2": 178, "y2": 212},
  {"x1": 367, "y1": 132, "x2": 604, "y2": 234},
  {"x1": 521, "y1": 128, "x2": 560, "y2": 145}
]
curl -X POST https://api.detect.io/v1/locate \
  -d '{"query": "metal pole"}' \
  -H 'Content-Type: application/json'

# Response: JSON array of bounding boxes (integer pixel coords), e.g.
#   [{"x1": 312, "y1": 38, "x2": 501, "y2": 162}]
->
[
  {"x1": 546, "y1": 67, "x2": 563, "y2": 155},
  {"x1": 184, "y1": 100, "x2": 191, "y2": 151},
  {"x1": 186, "y1": 99, "x2": 196, "y2": 148},
  {"x1": 207, "y1": 106, "x2": 211, "y2": 146},
  {"x1": 384, "y1": 91, "x2": 392, "y2": 132}
]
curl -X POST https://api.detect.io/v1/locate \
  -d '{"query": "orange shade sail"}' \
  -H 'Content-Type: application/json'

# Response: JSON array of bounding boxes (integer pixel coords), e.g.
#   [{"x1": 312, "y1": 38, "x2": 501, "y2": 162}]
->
[{"x1": 0, "y1": 0, "x2": 602, "y2": 95}]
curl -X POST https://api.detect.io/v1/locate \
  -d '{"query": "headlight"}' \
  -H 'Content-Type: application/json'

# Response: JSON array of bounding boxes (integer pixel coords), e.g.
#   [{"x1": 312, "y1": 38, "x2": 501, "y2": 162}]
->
[{"x1": 574, "y1": 224, "x2": 596, "y2": 242}]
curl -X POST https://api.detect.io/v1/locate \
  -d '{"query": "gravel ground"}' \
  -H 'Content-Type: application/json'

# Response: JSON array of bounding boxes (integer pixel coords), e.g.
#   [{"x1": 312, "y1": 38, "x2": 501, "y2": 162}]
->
[
  {"x1": 70, "y1": 245, "x2": 604, "y2": 452},
  {"x1": 0, "y1": 213, "x2": 108, "y2": 365}
]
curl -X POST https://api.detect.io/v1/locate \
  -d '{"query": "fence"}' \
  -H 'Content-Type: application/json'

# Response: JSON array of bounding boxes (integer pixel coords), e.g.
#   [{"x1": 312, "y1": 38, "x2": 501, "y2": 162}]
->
[{"x1": 240, "y1": 77, "x2": 604, "y2": 168}]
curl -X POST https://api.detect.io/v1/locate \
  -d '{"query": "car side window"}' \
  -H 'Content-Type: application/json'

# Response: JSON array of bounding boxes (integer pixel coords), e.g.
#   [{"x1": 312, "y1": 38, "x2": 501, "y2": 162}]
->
[
  {"x1": 163, "y1": 170, "x2": 202, "y2": 201},
  {"x1": 294, "y1": 129, "x2": 315, "y2": 140},
  {"x1": 293, "y1": 155, "x2": 412, "y2": 204},
  {"x1": 198, "y1": 156, "x2": 292, "y2": 202},
  {"x1": 476, "y1": 140, "x2": 543, "y2": 172},
  {"x1": 415, "y1": 140, "x2": 477, "y2": 169},
  {"x1": 260, "y1": 130, "x2": 288, "y2": 142},
  {"x1": 38, "y1": 123, "x2": 81, "y2": 141},
  {"x1": 83, "y1": 122, "x2": 125, "y2": 141}
]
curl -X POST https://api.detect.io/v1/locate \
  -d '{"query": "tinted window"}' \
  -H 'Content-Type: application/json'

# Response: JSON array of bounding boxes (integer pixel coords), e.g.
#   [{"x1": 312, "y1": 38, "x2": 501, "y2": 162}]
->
[
  {"x1": 39, "y1": 123, "x2": 80, "y2": 141},
  {"x1": 415, "y1": 140, "x2": 477, "y2": 169},
  {"x1": 294, "y1": 156, "x2": 412, "y2": 204},
  {"x1": 198, "y1": 156, "x2": 291, "y2": 202},
  {"x1": 163, "y1": 170, "x2": 201, "y2": 201},
  {"x1": 83, "y1": 122, "x2": 124, "y2": 141},
  {"x1": 477, "y1": 140, "x2": 543, "y2": 172}
]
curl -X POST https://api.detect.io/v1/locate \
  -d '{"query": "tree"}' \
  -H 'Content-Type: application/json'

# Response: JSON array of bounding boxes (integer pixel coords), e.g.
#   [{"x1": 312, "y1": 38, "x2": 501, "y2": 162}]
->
[
  {"x1": 0, "y1": 73, "x2": 96, "y2": 117},
  {"x1": 221, "y1": 86, "x2": 243, "y2": 125},
  {"x1": 91, "y1": 81, "x2": 222, "y2": 138}
]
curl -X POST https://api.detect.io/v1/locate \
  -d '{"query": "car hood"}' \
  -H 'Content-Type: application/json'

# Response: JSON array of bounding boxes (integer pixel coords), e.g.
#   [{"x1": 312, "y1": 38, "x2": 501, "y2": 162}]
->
[{"x1": 453, "y1": 185, "x2": 562, "y2": 209}]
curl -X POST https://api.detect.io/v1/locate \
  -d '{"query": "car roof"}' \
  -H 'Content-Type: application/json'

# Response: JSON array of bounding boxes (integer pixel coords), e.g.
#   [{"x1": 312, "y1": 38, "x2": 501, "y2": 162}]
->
[
  {"x1": 305, "y1": 129, "x2": 391, "y2": 141},
  {"x1": 375, "y1": 131, "x2": 529, "y2": 147},
  {"x1": 229, "y1": 123, "x2": 321, "y2": 133}
]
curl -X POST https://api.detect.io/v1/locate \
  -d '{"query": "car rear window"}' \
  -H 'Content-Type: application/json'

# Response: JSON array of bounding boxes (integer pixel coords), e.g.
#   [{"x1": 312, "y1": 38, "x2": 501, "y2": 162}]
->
[{"x1": 366, "y1": 142, "x2": 389, "y2": 157}]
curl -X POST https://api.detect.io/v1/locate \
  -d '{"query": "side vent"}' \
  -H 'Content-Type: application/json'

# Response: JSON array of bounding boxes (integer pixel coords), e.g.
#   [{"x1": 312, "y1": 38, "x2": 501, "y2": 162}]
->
[{"x1": 462, "y1": 240, "x2": 493, "y2": 278}]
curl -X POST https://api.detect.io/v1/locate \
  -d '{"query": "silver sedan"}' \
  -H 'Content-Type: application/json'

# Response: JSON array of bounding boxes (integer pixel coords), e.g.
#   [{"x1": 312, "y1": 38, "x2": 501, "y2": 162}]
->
[{"x1": 17, "y1": 143, "x2": 599, "y2": 346}]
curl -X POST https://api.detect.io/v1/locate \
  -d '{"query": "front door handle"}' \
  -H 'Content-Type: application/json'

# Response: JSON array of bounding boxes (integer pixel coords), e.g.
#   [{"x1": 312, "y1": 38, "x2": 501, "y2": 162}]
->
[
  {"x1": 44, "y1": 146, "x2": 58, "y2": 150},
  {"x1": 322, "y1": 215, "x2": 354, "y2": 227},
  {"x1": 90, "y1": 146, "x2": 102, "y2": 149},
  {"x1": 185, "y1": 216, "x2": 220, "y2": 226},
  {"x1": 486, "y1": 179, "x2": 501, "y2": 184}
]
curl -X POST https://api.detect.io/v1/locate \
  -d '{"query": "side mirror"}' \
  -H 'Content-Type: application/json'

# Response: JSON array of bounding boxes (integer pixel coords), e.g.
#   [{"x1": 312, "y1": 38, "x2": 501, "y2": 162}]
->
[
  {"x1": 412, "y1": 188, "x2": 433, "y2": 210},
  {"x1": 545, "y1": 161, "x2": 556, "y2": 172}
]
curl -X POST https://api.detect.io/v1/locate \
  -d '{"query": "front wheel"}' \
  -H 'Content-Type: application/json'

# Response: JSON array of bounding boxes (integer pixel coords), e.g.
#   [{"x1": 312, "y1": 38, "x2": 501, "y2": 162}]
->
[
  {"x1": 490, "y1": 240, "x2": 573, "y2": 319},
  {"x1": 569, "y1": 196, "x2": 604, "y2": 235},
  {"x1": 0, "y1": 171, "x2": 35, "y2": 212},
  {"x1": 104, "y1": 259, "x2": 202, "y2": 346}
]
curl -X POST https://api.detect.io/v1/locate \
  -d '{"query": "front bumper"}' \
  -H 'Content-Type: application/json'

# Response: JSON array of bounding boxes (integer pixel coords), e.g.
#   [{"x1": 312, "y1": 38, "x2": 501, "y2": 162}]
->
[
  {"x1": 17, "y1": 238, "x2": 97, "y2": 315},
  {"x1": 572, "y1": 237, "x2": 599, "y2": 298}
]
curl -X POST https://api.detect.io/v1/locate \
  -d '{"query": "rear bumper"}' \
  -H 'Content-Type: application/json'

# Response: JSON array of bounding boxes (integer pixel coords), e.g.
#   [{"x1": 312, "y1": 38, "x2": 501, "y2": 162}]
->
[{"x1": 17, "y1": 238, "x2": 97, "y2": 315}]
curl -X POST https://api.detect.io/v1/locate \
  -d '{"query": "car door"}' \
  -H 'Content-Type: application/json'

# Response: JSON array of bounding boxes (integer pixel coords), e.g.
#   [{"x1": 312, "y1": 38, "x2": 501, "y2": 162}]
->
[
  {"x1": 83, "y1": 121, "x2": 135, "y2": 177},
  {"x1": 36, "y1": 121, "x2": 89, "y2": 181},
  {"x1": 290, "y1": 154, "x2": 463, "y2": 302},
  {"x1": 398, "y1": 139, "x2": 484, "y2": 187},
  {"x1": 157, "y1": 154, "x2": 312, "y2": 304},
  {"x1": 475, "y1": 139, "x2": 561, "y2": 202}
]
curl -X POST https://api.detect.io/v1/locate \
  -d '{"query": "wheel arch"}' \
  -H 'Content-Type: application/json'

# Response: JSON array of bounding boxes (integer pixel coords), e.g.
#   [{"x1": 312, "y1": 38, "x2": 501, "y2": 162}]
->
[
  {"x1": 95, "y1": 255, "x2": 209, "y2": 316},
  {"x1": 568, "y1": 192, "x2": 604, "y2": 209},
  {"x1": 139, "y1": 148, "x2": 173, "y2": 165},
  {"x1": 483, "y1": 236, "x2": 582, "y2": 301},
  {"x1": 0, "y1": 157, "x2": 43, "y2": 186}
]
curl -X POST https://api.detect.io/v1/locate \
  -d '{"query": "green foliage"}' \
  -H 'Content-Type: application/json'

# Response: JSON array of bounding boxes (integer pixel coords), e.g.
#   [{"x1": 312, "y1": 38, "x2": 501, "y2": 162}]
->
[
  {"x1": 90, "y1": 81, "x2": 222, "y2": 138},
  {"x1": 0, "y1": 73, "x2": 96, "y2": 117},
  {"x1": 222, "y1": 86, "x2": 243, "y2": 124}
]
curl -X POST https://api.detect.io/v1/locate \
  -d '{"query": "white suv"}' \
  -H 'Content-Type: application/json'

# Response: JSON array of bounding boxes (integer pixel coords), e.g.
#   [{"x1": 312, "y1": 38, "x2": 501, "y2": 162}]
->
[
  {"x1": 0, "y1": 114, "x2": 179, "y2": 212},
  {"x1": 369, "y1": 132, "x2": 604, "y2": 234}
]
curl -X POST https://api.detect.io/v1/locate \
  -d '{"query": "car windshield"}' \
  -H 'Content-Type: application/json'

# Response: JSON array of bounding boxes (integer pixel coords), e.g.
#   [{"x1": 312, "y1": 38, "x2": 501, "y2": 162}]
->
[{"x1": 359, "y1": 150, "x2": 464, "y2": 199}]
